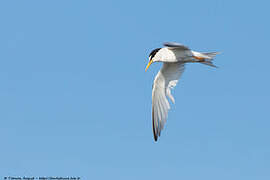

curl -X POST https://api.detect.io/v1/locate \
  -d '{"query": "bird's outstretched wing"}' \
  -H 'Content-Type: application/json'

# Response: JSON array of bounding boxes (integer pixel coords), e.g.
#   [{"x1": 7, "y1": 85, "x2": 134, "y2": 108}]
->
[
  {"x1": 163, "y1": 42, "x2": 190, "y2": 50},
  {"x1": 152, "y1": 62, "x2": 185, "y2": 141}
]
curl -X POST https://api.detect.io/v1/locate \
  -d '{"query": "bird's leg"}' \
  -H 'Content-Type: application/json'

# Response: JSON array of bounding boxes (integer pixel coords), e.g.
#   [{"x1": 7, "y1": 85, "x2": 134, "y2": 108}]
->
[
  {"x1": 188, "y1": 59, "x2": 205, "y2": 63},
  {"x1": 189, "y1": 57, "x2": 217, "y2": 68},
  {"x1": 193, "y1": 55, "x2": 205, "y2": 61}
]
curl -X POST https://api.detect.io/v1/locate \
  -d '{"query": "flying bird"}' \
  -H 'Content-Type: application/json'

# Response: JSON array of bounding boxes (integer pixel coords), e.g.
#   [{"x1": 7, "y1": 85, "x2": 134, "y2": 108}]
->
[{"x1": 145, "y1": 42, "x2": 219, "y2": 141}]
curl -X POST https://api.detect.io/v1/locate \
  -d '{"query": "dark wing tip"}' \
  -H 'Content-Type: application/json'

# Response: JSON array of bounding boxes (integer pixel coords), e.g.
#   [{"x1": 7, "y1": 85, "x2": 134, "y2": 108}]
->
[
  {"x1": 153, "y1": 126, "x2": 158, "y2": 142},
  {"x1": 152, "y1": 107, "x2": 158, "y2": 142}
]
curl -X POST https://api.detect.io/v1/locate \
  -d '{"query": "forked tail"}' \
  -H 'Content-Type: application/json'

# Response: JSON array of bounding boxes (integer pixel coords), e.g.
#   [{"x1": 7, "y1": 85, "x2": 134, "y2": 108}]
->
[{"x1": 192, "y1": 51, "x2": 220, "y2": 68}]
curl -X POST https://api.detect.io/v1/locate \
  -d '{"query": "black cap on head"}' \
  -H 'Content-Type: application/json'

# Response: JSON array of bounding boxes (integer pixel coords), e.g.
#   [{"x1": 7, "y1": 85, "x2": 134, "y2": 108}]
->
[{"x1": 149, "y1": 48, "x2": 161, "y2": 60}]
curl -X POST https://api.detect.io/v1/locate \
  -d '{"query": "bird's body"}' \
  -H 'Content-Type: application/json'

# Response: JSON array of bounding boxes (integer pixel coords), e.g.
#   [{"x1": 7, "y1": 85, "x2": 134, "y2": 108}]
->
[{"x1": 146, "y1": 42, "x2": 219, "y2": 141}]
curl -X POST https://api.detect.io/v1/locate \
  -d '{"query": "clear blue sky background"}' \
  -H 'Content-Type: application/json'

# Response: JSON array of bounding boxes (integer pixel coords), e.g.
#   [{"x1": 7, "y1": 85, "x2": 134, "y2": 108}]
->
[{"x1": 1, "y1": 0, "x2": 270, "y2": 179}]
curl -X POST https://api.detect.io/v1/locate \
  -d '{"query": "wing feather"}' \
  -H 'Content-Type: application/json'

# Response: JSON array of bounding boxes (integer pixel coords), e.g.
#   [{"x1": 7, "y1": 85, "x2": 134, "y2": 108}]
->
[
  {"x1": 152, "y1": 62, "x2": 185, "y2": 141},
  {"x1": 163, "y1": 42, "x2": 190, "y2": 50}
]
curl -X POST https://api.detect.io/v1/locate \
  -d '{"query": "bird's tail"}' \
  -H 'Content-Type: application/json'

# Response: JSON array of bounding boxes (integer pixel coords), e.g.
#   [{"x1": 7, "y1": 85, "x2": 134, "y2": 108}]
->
[{"x1": 192, "y1": 51, "x2": 220, "y2": 68}]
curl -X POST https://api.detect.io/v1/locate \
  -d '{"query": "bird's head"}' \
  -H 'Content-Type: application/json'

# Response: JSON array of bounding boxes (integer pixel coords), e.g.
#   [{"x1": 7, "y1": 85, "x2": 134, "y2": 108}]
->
[{"x1": 145, "y1": 48, "x2": 161, "y2": 71}]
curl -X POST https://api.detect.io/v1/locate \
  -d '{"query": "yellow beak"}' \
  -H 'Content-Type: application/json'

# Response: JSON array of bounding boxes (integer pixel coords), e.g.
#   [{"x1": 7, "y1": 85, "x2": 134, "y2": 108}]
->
[{"x1": 145, "y1": 59, "x2": 153, "y2": 72}]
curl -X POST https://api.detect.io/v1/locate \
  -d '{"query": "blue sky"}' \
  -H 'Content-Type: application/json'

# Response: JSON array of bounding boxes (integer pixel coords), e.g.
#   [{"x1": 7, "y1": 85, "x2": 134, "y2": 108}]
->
[{"x1": 1, "y1": 0, "x2": 270, "y2": 179}]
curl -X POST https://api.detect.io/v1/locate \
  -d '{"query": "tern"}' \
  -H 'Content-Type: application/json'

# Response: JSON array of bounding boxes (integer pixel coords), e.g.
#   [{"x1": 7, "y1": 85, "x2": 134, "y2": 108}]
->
[{"x1": 145, "y1": 42, "x2": 219, "y2": 141}]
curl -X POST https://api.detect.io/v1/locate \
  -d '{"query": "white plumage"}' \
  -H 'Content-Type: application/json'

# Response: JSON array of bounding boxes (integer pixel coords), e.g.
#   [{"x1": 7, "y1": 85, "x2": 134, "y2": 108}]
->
[{"x1": 146, "y1": 42, "x2": 219, "y2": 141}]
